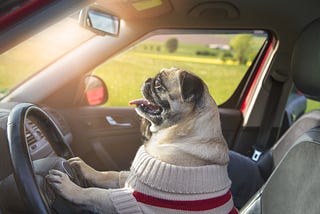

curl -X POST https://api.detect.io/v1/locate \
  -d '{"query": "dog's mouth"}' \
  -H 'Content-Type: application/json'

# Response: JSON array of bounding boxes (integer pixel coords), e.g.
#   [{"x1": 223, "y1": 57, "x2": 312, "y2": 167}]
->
[{"x1": 129, "y1": 98, "x2": 162, "y2": 116}]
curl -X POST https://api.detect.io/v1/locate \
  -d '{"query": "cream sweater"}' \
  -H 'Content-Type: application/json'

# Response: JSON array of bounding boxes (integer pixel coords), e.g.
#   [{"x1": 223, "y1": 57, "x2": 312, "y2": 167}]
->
[{"x1": 109, "y1": 146, "x2": 237, "y2": 214}]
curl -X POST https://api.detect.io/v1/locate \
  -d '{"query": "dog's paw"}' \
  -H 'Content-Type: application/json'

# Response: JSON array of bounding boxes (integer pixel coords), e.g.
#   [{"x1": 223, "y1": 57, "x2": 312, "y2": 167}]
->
[
  {"x1": 46, "y1": 169, "x2": 85, "y2": 204},
  {"x1": 67, "y1": 157, "x2": 98, "y2": 182}
]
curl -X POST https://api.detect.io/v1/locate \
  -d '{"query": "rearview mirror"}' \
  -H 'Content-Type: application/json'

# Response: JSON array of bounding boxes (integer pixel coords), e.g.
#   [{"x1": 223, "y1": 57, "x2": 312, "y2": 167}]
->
[{"x1": 79, "y1": 6, "x2": 120, "y2": 36}]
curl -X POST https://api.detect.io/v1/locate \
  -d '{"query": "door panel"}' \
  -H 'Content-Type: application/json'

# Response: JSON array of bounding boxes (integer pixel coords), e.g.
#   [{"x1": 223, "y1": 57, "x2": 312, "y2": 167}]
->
[
  {"x1": 61, "y1": 107, "x2": 142, "y2": 171},
  {"x1": 60, "y1": 107, "x2": 243, "y2": 171}
]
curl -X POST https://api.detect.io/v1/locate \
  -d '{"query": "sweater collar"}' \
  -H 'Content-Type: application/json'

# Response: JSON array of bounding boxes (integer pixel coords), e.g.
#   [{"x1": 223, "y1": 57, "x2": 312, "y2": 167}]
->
[{"x1": 130, "y1": 146, "x2": 231, "y2": 194}]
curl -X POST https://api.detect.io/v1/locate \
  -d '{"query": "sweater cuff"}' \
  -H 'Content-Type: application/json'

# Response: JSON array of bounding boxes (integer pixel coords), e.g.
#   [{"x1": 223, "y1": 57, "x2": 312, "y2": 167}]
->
[
  {"x1": 109, "y1": 188, "x2": 141, "y2": 213},
  {"x1": 119, "y1": 171, "x2": 130, "y2": 188}
]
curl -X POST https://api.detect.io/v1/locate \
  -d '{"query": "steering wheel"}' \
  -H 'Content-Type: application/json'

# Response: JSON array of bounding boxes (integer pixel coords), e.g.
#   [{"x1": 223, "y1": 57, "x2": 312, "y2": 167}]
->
[{"x1": 6, "y1": 103, "x2": 75, "y2": 213}]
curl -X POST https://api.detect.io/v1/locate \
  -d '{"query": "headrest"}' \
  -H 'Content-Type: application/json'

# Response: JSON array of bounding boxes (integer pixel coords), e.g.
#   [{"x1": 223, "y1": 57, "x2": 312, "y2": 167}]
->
[{"x1": 292, "y1": 19, "x2": 320, "y2": 101}]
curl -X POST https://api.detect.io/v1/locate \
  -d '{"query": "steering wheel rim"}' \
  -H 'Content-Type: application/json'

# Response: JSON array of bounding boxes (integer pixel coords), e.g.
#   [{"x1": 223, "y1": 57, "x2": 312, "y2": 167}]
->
[{"x1": 7, "y1": 103, "x2": 74, "y2": 213}]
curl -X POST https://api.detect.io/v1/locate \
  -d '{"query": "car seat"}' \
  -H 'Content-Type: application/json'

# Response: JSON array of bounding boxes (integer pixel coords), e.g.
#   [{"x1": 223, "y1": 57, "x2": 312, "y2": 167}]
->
[
  {"x1": 229, "y1": 110, "x2": 320, "y2": 209},
  {"x1": 279, "y1": 87, "x2": 306, "y2": 137},
  {"x1": 240, "y1": 19, "x2": 320, "y2": 213}
]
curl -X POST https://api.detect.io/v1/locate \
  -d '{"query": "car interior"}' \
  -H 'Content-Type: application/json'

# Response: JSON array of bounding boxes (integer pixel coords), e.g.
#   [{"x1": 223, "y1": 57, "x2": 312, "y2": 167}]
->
[{"x1": 0, "y1": 0, "x2": 320, "y2": 213}]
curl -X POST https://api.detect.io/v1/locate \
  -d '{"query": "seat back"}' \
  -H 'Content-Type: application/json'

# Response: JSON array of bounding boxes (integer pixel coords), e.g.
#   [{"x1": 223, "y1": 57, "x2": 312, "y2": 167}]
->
[
  {"x1": 241, "y1": 19, "x2": 320, "y2": 214},
  {"x1": 263, "y1": 128, "x2": 320, "y2": 213},
  {"x1": 271, "y1": 110, "x2": 320, "y2": 166},
  {"x1": 242, "y1": 127, "x2": 320, "y2": 214}
]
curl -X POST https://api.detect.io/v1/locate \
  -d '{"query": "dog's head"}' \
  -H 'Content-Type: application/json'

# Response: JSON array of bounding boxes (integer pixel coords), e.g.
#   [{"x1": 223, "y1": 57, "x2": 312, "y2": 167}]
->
[
  {"x1": 130, "y1": 67, "x2": 212, "y2": 132},
  {"x1": 131, "y1": 68, "x2": 228, "y2": 164}
]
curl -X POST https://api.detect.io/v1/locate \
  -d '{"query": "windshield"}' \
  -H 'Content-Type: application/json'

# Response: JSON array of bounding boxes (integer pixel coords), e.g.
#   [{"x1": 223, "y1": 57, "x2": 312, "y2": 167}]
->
[{"x1": 0, "y1": 14, "x2": 94, "y2": 99}]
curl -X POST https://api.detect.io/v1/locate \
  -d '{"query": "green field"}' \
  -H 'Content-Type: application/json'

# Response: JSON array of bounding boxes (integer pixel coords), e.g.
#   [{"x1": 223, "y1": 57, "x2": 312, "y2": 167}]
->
[
  {"x1": 306, "y1": 100, "x2": 320, "y2": 113},
  {"x1": 91, "y1": 35, "x2": 320, "y2": 112},
  {"x1": 93, "y1": 48, "x2": 320, "y2": 112},
  {"x1": 92, "y1": 37, "x2": 261, "y2": 106},
  {"x1": 93, "y1": 51, "x2": 248, "y2": 106}
]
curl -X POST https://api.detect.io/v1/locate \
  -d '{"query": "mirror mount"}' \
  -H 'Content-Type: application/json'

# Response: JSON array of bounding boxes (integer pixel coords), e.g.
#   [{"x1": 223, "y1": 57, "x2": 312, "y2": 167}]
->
[{"x1": 79, "y1": 5, "x2": 120, "y2": 36}]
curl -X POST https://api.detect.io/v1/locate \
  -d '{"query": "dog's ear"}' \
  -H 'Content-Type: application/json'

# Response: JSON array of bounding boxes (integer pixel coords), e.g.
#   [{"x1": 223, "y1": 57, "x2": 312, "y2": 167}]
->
[{"x1": 179, "y1": 71, "x2": 204, "y2": 104}]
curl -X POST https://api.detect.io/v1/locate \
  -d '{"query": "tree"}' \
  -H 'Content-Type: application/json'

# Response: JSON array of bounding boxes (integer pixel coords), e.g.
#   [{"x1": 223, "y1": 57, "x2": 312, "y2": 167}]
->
[
  {"x1": 220, "y1": 50, "x2": 233, "y2": 62},
  {"x1": 165, "y1": 38, "x2": 178, "y2": 53},
  {"x1": 229, "y1": 35, "x2": 253, "y2": 65}
]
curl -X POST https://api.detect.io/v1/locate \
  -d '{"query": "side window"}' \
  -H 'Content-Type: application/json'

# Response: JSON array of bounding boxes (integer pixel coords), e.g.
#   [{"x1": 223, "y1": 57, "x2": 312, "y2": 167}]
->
[
  {"x1": 306, "y1": 99, "x2": 320, "y2": 112},
  {"x1": 92, "y1": 31, "x2": 268, "y2": 107}
]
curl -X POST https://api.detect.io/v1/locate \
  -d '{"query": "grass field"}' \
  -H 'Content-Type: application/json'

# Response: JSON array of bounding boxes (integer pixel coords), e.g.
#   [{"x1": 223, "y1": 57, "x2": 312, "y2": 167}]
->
[
  {"x1": 306, "y1": 100, "x2": 320, "y2": 113},
  {"x1": 92, "y1": 36, "x2": 261, "y2": 106},
  {"x1": 93, "y1": 51, "x2": 248, "y2": 106},
  {"x1": 93, "y1": 48, "x2": 320, "y2": 112}
]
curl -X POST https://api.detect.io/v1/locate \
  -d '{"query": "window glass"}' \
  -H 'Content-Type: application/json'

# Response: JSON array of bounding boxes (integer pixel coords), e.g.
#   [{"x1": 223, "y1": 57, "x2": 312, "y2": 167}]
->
[
  {"x1": 306, "y1": 100, "x2": 320, "y2": 112},
  {"x1": 92, "y1": 31, "x2": 268, "y2": 107},
  {"x1": 0, "y1": 15, "x2": 94, "y2": 98}
]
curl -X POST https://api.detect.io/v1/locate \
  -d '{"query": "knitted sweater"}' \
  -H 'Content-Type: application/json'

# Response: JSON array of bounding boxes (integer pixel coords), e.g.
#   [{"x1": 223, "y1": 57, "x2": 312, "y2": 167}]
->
[{"x1": 109, "y1": 146, "x2": 237, "y2": 214}]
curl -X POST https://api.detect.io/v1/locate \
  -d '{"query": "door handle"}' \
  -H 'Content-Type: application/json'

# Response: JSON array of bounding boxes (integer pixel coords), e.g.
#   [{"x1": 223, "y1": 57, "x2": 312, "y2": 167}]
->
[{"x1": 106, "y1": 116, "x2": 131, "y2": 127}]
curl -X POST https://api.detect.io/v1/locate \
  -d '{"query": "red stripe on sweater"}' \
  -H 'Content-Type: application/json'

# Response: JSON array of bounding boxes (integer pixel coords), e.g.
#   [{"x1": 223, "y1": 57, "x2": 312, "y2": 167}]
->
[{"x1": 133, "y1": 190, "x2": 237, "y2": 212}]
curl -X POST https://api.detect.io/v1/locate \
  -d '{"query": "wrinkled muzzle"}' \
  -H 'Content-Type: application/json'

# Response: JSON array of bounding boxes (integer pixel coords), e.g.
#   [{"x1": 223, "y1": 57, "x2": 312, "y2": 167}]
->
[{"x1": 129, "y1": 78, "x2": 166, "y2": 126}]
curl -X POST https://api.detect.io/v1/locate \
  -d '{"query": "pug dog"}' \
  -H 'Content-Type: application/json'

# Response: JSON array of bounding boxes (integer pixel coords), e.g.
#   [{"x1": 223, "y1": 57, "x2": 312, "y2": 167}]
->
[{"x1": 47, "y1": 67, "x2": 236, "y2": 214}]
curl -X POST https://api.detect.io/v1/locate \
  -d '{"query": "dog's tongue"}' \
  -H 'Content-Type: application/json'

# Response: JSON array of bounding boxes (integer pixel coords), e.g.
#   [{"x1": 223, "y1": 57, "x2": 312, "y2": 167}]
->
[
  {"x1": 129, "y1": 98, "x2": 160, "y2": 110},
  {"x1": 129, "y1": 98, "x2": 149, "y2": 106}
]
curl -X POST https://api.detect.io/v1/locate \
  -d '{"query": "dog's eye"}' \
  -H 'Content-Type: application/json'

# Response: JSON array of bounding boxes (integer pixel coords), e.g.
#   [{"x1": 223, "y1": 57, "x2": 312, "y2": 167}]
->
[{"x1": 154, "y1": 79, "x2": 163, "y2": 90}]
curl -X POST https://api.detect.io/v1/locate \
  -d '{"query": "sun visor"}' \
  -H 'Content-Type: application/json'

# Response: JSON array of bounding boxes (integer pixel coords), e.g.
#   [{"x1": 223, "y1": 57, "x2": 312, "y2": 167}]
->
[{"x1": 96, "y1": 0, "x2": 172, "y2": 19}]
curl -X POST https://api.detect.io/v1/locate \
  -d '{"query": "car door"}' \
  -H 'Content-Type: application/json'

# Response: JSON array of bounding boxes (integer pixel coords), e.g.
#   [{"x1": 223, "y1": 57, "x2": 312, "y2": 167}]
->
[{"x1": 61, "y1": 106, "x2": 142, "y2": 171}]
